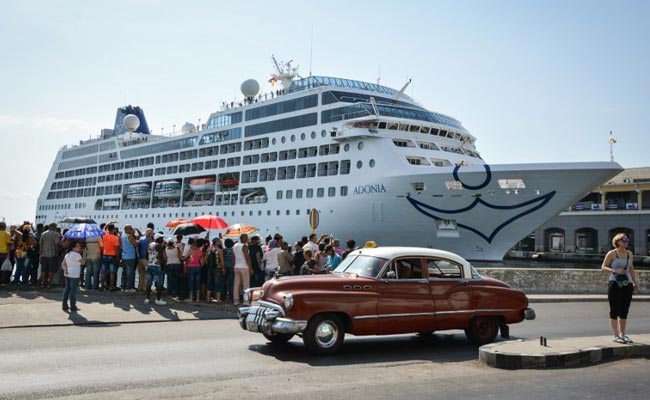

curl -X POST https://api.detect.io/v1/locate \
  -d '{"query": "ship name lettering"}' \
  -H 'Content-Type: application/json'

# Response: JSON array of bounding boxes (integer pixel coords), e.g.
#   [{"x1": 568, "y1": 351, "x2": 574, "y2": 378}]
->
[{"x1": 353, "y1": 184, "x2": 387, "y2": 195}]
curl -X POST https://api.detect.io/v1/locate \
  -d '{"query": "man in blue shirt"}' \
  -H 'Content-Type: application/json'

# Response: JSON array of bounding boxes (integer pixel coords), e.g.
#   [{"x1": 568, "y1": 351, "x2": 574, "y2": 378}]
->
[{"x1": 136, "y1": 228, "x2": 153, "y2": 291}]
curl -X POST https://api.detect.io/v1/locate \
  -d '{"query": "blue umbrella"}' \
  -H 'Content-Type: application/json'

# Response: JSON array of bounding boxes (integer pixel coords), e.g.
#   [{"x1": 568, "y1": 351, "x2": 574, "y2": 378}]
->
[{"x1": 63, "y1": 223, "x2": 105, "y2": 239}]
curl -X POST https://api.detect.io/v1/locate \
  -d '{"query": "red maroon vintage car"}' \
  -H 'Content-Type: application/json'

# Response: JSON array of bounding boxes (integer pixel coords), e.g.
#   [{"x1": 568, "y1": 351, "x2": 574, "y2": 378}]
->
[{"x1": 238, "y1": 247, "x2": 535, "y2": 354}]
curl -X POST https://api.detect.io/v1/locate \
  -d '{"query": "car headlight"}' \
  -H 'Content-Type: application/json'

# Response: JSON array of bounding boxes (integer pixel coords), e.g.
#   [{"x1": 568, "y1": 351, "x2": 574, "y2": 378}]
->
[
  {"x1": 283, "y1": 294, "x2": 294, "y2": 310},
  {"x1": 243, "y1": 289, "x2": 251, "y2": 304}
]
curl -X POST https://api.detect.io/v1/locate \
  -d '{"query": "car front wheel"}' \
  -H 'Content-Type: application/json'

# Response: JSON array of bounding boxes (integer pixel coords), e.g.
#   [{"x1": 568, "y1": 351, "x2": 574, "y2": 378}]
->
[
  {"x1": 465, "y1": 316, "x2": 500, "y2": 345},
  {"x1": 303, "y1": 314, "x2": 345, "y2": 355}
]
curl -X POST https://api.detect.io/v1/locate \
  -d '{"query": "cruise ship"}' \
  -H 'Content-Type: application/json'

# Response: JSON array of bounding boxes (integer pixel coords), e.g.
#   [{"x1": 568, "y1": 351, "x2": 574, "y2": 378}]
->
[{"x1": 35, "y1": 58, "x2": 623, "y2": 260}]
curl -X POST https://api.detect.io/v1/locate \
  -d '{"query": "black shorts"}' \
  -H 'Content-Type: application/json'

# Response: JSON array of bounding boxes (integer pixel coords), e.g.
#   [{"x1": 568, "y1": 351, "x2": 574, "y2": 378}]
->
[
  {"x1": 42, "y1": 256, "x2": 59, "y2": 274},
  {"x1": 608, "y1": 282, "x2": 633, "y2": 319}
]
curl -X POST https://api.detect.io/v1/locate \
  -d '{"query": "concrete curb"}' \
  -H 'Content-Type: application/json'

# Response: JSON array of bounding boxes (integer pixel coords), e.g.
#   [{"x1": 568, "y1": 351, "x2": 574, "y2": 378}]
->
[
  {"x1": 479, "y1": 336, "x2": 650, "y2": 369},
  {"x1": 528, "y1": 295, "x2": 650, "y2": 303}
]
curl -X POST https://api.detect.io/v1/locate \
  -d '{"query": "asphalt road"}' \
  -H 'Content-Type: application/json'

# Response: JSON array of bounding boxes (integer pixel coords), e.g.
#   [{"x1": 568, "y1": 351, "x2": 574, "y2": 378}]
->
[{"x1": 1, "y1": 302, "x2": 649, "y2": 400}]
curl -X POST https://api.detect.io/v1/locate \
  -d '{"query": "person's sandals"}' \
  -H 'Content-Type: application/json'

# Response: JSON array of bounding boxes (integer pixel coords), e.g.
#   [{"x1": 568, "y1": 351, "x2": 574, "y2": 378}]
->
[
  {"x1": 621, "y1": 335, "x2": 633, "y2": 343},
  {"x1": 613, "y1": 336, "x2": 627, "y2": 344}
]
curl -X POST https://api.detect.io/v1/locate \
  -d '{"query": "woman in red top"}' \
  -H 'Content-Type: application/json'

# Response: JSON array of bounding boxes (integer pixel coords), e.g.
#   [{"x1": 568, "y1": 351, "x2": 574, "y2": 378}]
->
[{"x1": 184, "y1": 239, "x2": 205, "y2": 302}]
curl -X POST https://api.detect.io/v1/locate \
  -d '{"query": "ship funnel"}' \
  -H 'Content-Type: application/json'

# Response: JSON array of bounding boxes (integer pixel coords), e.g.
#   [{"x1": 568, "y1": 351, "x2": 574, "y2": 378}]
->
[{"x1": 112, "y1": 105, "x2": 151, "y2": 136}]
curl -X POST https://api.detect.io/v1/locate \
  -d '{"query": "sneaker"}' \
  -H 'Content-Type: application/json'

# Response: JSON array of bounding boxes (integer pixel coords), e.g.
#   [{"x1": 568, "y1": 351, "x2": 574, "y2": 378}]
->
[
  {"x1": 621, "y1": 335, "x2": 634, "y2": 343},
  {"x1": 613, "y1": 336, "x2": 627, "y2": 344},
  {"x1": 62, "y1": 306, "x2": 69, "y2": 312},
  {"x1": 144, "y1": 299, "x2": 150, "y2": 304},
  {"x1": 70, "y1": 307, "x2": 81, "y2": 312},
  {"x1": 155, "y1": 299, "x2": 167, "y2": 305}
]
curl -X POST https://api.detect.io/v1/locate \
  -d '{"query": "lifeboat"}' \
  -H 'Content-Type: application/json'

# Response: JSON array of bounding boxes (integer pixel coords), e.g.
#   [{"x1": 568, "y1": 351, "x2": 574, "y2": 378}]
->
[
  {"x1": 188, "y1": 176, "x2": 216, "y2": 192},
  {"x1": 154, "y1": 180, "x2": 181, "y2": 198},
  {"x1": 219, "y1": 175, "x2": 239, "y2": 188},
  {"x1": 125, "y1": 183, "x2": 151, "y2": 200}
]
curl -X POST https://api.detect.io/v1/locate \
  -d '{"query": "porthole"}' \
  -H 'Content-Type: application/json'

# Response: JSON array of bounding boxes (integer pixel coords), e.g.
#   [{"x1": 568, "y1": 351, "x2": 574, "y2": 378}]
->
[
  {"x1": 357, "y1": 161, "x2": 363, "y2": 169},
  {"x1": 301, "y1": 133, "x2": 306, "y2": 140},
  {"x1": 258, "y1": 210, "x2": 262, "y2": 216},
  {"x1": 267, "y1": 210, "x2": 271, "y2": 216},
  {"x1": 344, "y1": 143, "x2": 350, "y2": 152},
  {"x1": 272, "y1": 138, "x2": 277, "y2": 145},
  {"x1": 321, "y1": 129, "x2": 327, "y2": 138},
  {"x1": 291, "y1": 134, "x2": 296, "y2": 142},
  {"x1": 358, "y1": 142, "x2": 364, "y2": 150},
  {"x1": 369, "y1": 159, "x2": 375, "y2": 168},
  {"x1": 281, "y1": 136, "x2": 286, "y2": 144},
  {"x1": 311, "y1": 131, "x2": 316, "y2": 139}
]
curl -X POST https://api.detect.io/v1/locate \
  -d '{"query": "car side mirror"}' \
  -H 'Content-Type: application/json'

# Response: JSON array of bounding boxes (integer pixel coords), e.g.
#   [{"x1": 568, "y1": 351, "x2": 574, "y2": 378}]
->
[{"x1": 386, "y1": 271, "x2": 396, "y2": 279}]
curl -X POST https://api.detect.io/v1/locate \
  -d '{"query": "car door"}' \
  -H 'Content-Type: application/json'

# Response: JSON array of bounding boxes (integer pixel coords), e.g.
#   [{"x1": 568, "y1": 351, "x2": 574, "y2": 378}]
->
[
  {"x1": 426, "y1": 257, "x2": 473, "y2": 331},
  {"x1": 376, "y1": 257, "x2": 436, "y2": 334}
]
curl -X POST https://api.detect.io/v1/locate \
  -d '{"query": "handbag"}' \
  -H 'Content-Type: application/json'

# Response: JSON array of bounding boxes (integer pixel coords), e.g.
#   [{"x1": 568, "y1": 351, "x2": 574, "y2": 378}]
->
[
  {"x1": 1, "y1": 258, "x2": 12, "y2": 272},
  {"x1": 615, "y1": 273, "x2": 629, "y2": 287}
]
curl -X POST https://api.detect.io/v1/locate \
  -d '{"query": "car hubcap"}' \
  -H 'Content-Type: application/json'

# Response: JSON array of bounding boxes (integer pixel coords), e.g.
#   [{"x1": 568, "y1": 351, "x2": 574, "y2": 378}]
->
[
  {"x1": 476, "y1": 318, "x2": 496, "y2": 337},
  {"x1": 315, "y1": 321, "x2": 338, "y2": 348}
]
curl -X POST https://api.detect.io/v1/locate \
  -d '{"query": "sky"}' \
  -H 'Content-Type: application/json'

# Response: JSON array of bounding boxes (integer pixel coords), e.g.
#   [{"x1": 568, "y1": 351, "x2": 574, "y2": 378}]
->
[{"x1": 0, "y1": 0, "x2": 648, "y2": 225}]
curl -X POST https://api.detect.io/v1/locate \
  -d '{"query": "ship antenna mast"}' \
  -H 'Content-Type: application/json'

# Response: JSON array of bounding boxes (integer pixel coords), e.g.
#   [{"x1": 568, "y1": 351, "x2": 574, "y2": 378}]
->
[
  {"x1": 393, "y1": 78, "x2": 412, "y2": 101},
  {"x1": 270, "y1": 55, "x2": 300, "y2": 92}
]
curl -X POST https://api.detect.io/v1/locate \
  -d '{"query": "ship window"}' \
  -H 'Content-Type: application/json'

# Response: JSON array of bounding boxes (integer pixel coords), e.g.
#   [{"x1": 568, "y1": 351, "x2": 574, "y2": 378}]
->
[
  {"x1": 358, "y1": 142, "x2": 364, "y2": 150},
  {"x1": 277, "y1": 210, "x2": 281, "y2": 216},
  {"x1": 306, "y1": 189, "x2": 314, "y2": 198},
  {"x1": 420, "y1": 126, "x2": 431, "y2": 134},
  {"x1": 296, "y1": 189, "x2": 303, "y2": 199},
  {"x1": 301, "y1": 133, "x2": 306, "y2": 140},
  {"x1": 267, "y1": 210, "x2": 271, "y2": 216},
  {"x1": 328, "y1": 161, "x2": 338, "y2": 175},
  {"x1": 286, "y1": 210, "x2": 290, "y2": 215},
  {"x1": 272, "y1": 138, "x2": 277, "y2": 145},
  {"x1": 276, "y1": 191, "x2": 283, "y2": 200},
  {"x1": 281, "y1": 136, "x2": 286, "y2": 144},
  {"x1": 321, "y1": 129, "x2": 327, "y2": 138},
  {"x1": 286, "y1": 165, "x2": 296, "y2": 179},
  {"x1": 258, "y1": 211, "x2": 262, "y2": 216},
  {"x1": 439, "y1": 130, "x2": 447, "y2": 137},
  {"x1": 340, "y1": 186, "x2": 348, "y2": 196},
  {"x1": 286, "y1": 190, "x2": 293, "y2": 199},
  {"x1": 328, "y1": 187, "x2": 335, "y2": 197},
  {"x1": 356, "y1": 161, "x2": 363, "y2": 169},
  {"x1": 369, "y1": 159, "x2": 375, "y2": 168},
  {"x1": 311, "y1": 131, "x2": 316, "y2": 139},
  {"x1": 344, "y1": 143, "x2": 350, "y2": 152},
  {"x1": 411, "y1": 182, "x2": 425, "y2": 191},
  {"x1": 307, "y1": 163, "x2": 316, "y2": 178},
  {"x1": 409, "y1": 125, "x2": 420, "y2": 132},
  {"x1": 317, "y1": 188, "x2": 324, "y2": 198},
  {"x1": 261, "y1": 153, "x2": 270, "y2": 162},
  {"x1": 498, "y1": 179, "x2": 526, "y2": 189},
  {"x1": 277, "y1": 167, "x2": 286, "y2": 180},
  {"x1": 445, "y1": 181, "x2": 464, "y2": 190},
  {"x1": 297, "y1": 165, "x2": 307, "y2": 179},
  {"x1": 340, "y1": 160, "x2": 351, "y2": 174}
]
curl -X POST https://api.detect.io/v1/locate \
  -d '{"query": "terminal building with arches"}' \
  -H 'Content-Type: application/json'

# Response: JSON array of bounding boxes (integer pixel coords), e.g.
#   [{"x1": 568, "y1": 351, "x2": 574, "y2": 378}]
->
[{"x1": 513, "y1": 167, "x2": 650, "y2": 257}]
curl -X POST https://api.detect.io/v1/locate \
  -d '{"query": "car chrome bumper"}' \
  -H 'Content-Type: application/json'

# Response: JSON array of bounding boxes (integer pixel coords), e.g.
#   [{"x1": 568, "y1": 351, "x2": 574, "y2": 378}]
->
[
  {"x1": 238, "y1": 302, "x2": 307, "y2": 336},
  {"x1": 524, "y1": 307, "x2": 536, "y2": 320}
]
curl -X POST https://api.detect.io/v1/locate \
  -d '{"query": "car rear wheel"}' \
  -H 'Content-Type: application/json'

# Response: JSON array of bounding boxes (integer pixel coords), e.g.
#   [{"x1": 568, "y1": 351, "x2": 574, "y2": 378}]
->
[
  {"x1": 465, "y1": 316, "x2": 500, "y2": 345},
  {"x1": 303, "y1": 314, "x2": 345, "y2": 355},
  {"x1": 263, "y1": 332, "x2": 294, "y2": 344}
]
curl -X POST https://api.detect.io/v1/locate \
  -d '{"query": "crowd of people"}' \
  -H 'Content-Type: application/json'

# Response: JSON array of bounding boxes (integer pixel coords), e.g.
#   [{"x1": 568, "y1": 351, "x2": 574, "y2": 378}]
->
[{"x1": 0, "y1": 220, "x2": 366, "y2": 311}]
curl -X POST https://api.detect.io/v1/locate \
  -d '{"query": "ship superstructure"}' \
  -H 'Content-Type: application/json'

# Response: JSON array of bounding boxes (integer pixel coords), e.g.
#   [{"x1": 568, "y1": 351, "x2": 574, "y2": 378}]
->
[{"x1": 35, "y1": 58, "x2": 622, "y2": 260}]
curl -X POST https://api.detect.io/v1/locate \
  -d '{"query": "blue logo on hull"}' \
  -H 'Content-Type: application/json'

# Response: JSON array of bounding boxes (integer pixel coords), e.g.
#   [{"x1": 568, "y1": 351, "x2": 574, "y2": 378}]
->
[{"x1": 406, "y1": 164, "x2": 556, "y2": 243}]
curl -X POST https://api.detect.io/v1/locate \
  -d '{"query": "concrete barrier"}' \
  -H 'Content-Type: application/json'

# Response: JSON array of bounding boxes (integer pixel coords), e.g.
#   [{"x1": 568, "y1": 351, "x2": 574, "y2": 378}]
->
[{"x1": 476, "y1": 268, "x2": 649, "y2": 295}]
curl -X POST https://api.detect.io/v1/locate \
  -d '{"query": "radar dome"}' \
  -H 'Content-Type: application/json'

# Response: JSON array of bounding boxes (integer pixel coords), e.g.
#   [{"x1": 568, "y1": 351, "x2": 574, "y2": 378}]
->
[
  {"x1": 181, "y1": 122, "x2": 196, "y2": 134},
  {"x1": 123, "y1": 114, "x2": 140, "y2": 132},
  {"x1": 240, "y1": 79, "x2": 260, "y2": 98}
]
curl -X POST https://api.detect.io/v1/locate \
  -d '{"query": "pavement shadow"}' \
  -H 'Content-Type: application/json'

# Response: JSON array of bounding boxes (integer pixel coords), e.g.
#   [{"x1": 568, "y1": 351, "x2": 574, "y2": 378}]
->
[
  {"x1": 247, "y1": 332, "x2": 479, "y2": 366},
  {"x1": 0, "y1": 285, "x2": 236, "y2": 326}
]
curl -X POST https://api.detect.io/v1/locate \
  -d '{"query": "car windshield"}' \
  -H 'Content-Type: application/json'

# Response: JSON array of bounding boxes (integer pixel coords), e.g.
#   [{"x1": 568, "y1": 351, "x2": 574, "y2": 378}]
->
[{"x1": 333, "y1": 255, "x2": 387, "y2": 278}]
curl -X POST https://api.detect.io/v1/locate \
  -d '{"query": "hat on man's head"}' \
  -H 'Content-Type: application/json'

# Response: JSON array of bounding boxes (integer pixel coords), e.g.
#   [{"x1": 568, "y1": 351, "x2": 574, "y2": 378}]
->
[{"x1": 154, "y1": 233, "x2": 164, "y2": 240}]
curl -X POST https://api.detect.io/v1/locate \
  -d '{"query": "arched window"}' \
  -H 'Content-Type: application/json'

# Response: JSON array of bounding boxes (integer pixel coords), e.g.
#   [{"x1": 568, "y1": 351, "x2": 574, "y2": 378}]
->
[
  {"x1": 575, "y1": 228, "x2": 598, "y2": 254},
  {"x1": 544, "y1": 228, "x2": 565, "y2": 253}
]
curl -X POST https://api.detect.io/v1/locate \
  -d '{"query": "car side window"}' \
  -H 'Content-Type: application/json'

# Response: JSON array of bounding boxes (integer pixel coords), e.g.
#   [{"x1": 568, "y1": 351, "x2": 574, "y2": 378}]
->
[
  {"x1": 427, "y1": 258, "x2": 463, "y2": 279},
  {"x1": 393, "y1": 258, "x2": 423, "y2": 280}
]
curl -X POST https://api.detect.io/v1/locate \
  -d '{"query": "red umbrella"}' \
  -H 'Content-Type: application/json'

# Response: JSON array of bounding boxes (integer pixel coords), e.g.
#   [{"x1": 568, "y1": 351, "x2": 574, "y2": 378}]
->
[{"x1": 192, "y1": 215, "x2": 228, "y2": 230}]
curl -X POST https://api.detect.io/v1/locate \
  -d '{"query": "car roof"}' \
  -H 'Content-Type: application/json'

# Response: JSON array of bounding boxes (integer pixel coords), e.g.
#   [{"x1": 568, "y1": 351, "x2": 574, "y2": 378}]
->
[{"x1": 348, "y1": 246, "x2": 469, "y2": 265}]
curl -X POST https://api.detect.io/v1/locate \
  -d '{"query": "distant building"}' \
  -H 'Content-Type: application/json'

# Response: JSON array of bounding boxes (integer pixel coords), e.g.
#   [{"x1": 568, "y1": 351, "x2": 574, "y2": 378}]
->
[{"x1": 513, "y1": 167, "x2": 650, "y2": 256}]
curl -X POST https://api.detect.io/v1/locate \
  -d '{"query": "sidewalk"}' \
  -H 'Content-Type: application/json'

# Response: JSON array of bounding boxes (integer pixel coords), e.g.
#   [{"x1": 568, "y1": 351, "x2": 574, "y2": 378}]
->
[
  {"x1": 0, "y1": 286, "x2": 238, "y2": 329},
  {"x1": 480, "y1": 334, "x2": 650, "y2": 369},
  {"x1": 528, "y1": 294, "x2": 650, "y2": 303}
]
